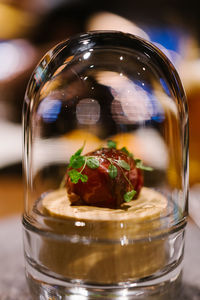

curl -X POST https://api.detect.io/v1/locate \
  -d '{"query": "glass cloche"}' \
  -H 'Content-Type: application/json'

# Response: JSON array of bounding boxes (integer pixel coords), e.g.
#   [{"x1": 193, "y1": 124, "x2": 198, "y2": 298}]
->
[{"x1": 22, "y1": 31, "x2": 188, "y2": 299}]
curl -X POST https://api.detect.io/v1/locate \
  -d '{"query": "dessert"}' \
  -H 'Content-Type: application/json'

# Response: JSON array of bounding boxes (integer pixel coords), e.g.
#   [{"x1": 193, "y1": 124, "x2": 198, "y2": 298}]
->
[{"x1": 40, "y1": 141, "x2": 168, "y2": 284}]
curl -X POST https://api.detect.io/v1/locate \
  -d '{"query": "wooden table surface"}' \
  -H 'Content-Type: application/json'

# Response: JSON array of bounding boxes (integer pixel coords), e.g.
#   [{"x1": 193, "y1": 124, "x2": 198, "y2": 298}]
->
[{"x1": 0, "y1": 174, "x2": 23, "y2": 218}]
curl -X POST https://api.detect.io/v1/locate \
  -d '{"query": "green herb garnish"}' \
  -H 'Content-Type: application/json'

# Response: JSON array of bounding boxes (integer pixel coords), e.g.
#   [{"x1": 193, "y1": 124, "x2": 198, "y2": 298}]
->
[
  {"x1": 80, "y1": 173, "x2": 88, "y2": 182},
  {"x1": 86, "y1": 157, "x2": 100, "y2": 169},
  {"x1": 68, "y1": 144, "x2": 99, "y2": 184},
  {"x1": 107, "y1": 140, "x2": 117, "y2": 149},
  {"x1": 68, "y1": 169, "x2": 88, "y2": 184},
  {"x1": 69, "y1": 155, "x2": 85, "y2": 169},
  {"x1": 69, "y1": 145, "x2": 85, "y2": 169},
  {"x1": 108, "y1": 164, "x2": 118, "y2": 179},
  {"x1": 117, "y1": 159, "x2": 130, "y2": 171},
  {"x1": 121, "y1": 146, "x2": 133, "y2": 158},
  {"x1": 124, "y1": 190, "x2": 137, "y2": 202},
  {"x1": 134, "y1": 159, "x2": 153, "y2": 171}
]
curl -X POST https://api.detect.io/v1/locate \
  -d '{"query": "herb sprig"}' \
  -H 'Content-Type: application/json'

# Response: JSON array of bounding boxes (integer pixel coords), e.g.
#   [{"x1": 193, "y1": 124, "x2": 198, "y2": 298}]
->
[
  {"x1": 134, "y1": 159, "x2": 153, "y2": 171},
  {"x1": 124, "y1": 190, "x2": 137, "y2": 202},
  {"x1": 107, "y1": 140, "x2": 117, "y2": 149},
  {"x1": 67, "y1": 140, "x2": 153, "y2": 203}
]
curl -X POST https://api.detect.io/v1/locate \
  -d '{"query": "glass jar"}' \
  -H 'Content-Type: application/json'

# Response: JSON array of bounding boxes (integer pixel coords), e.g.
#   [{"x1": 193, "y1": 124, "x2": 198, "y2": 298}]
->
[{"x1": 22, "y1": 31, "x2": 188, "y2": 299}]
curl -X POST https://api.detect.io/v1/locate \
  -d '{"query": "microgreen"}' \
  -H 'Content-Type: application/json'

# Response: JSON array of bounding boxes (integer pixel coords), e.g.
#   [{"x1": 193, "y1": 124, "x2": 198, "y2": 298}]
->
[
  {"x1": 69, "y1": 145, "x2": 85, "y2": 169},
  {"x1": 120, "y1": 147, "x2": 129, "y2": 155},
  {"x1": 80, "y1": 173, "x2": 88, "y2": 182},
  {"x1": 68, "y1": 169, "x2": 79, "y2": 184},
  {"x1": 68, "y1": 144, "x2": 100, "y2": 184},
  {"x1": 69, "y1": 155, "x2": 85, "y2": 169},
  {"x1": 68, "y1": 169, "x2": 88, "y2": 184},
  {"x1": 107, "y1": 140, "x2": 117, "y2": 149},
  {"x1": 120, "y1": 146, "x2": 133, "y2": 158},
  {"x1": 108, "y1": 164, "x2": 118, "y2": 179},
  {"x1": 86, "y1": 157, "x2": 100, "y2": 169},
  {"x1": 74, "y1": 146, "x2": 84, "y2": 156},
  {"x1": 124, "y1": 190, "x2": 136, "y2": 202},
  {"x1": 117, "y1": 159, "x2": 130, "y2": 171},
  {"x1": 134, "y1": 159, "x2": 153, "y2": 171}
]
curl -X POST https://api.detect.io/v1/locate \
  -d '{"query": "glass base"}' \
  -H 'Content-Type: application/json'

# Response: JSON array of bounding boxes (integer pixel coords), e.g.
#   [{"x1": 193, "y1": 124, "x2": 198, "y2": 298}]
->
[{"x1": 26, "y1": 262, "x2": 182, "y2": 300}]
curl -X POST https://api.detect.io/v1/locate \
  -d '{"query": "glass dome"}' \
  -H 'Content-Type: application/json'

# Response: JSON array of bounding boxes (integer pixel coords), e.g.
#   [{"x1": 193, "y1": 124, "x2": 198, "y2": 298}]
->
[{"x1": 23, "y1": 31, "x2": 188, "y2": 299}]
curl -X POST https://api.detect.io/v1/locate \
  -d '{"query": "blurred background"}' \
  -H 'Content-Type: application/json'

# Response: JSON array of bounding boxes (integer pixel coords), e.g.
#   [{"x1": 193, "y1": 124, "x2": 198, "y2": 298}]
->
[
  {"x1": 1, "y1": 1, "x2": 200, "y2": 298},
  {"x1": 0, "y1": 0, "x2": 200, "y2": 227}
]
